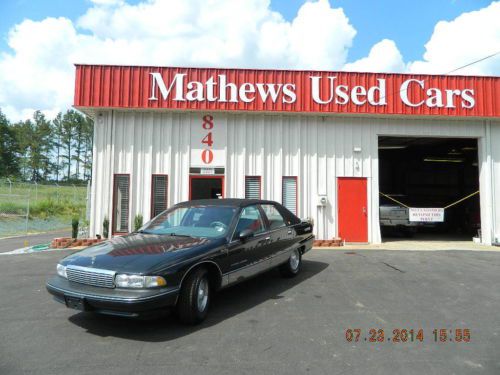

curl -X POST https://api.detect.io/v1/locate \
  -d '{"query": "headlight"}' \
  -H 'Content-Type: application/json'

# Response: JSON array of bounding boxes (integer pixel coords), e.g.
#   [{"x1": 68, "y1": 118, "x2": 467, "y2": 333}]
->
[
  {"x1": 56, "y1": 264, "x2": 67, "y2": 278},
  {"x1": 115, "y1": 274, "x2": 166, "y2": 288}
]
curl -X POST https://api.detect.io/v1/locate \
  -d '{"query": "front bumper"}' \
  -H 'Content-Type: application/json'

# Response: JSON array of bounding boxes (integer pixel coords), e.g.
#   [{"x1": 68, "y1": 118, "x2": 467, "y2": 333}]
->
[{"x1": 46, "y1": 275, "x2": 179, "y2": 317}]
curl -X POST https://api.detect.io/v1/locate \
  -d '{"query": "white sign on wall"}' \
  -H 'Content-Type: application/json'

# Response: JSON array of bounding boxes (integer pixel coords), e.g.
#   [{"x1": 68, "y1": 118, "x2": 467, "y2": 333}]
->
[
  {"x1": 190, "y1": 114, "x2": 226, "y2": 167},
  {"x1": 409, "y1": 208, "x2": 445, "y2": 222}
]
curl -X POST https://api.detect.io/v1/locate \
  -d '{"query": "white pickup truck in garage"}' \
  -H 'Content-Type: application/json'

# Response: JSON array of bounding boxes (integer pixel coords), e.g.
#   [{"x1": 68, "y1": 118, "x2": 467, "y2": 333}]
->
[{"x1": 379, "y1": 196, "x2": 420, "y2": 237}]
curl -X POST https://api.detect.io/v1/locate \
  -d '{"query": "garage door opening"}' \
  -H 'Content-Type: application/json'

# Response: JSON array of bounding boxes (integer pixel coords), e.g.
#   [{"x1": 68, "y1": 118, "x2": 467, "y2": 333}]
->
[{"x1": 378, "y1": 136, "x2": 480, "y2": 242}]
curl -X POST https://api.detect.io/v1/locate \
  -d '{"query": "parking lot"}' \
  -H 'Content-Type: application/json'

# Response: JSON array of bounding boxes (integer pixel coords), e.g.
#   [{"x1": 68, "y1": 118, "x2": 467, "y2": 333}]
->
[{"x1": 1, "y1": 248, "x2": 500, "y2": 375}]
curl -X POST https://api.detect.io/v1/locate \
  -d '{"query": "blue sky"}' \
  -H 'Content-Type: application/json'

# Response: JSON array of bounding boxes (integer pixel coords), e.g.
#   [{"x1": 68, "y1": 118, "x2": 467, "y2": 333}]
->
[
  {"x1": 0, "y1": 0, "x2": 498, "y2": 121},
  {"x1": 0, "y1": 0, "x2": 494, "y2": 63}
]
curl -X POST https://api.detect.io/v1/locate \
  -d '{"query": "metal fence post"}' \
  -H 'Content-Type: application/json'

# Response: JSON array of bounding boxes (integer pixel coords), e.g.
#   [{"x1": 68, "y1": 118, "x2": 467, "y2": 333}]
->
[
  {"x1": 54, "y1": 183, "x2": 60, "y2": 202},
  {"x1": 25, "y1": 197, "x2": 30, "y2": 235},
  {"x1": 34, "y1": 181, "x2": 38, "y2": 201},
  {"x1": 7, "y1": 178, "x2": 12, "y2": 194},
  {"x1": 86, "y1": 180, "x2": 91, "y2": 222}
]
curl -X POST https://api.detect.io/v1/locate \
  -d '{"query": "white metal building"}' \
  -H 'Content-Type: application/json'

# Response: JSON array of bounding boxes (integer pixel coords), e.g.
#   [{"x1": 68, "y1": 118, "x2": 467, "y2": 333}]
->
[{"x1": 74, "y1": 65, "x2": 500, "y2": 244}]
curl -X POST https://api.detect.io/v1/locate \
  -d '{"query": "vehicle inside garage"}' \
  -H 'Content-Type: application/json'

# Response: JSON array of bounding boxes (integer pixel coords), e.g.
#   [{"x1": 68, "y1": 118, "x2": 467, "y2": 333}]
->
[{"x1": 378, "y1": 136, "x2": 480, "y2": 241}]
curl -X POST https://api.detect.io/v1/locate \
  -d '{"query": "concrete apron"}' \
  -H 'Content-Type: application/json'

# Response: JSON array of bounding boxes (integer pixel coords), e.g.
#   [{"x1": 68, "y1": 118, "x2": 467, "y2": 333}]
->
[{"x1": 316, "y1": 241, "x2": 500, "y2": 251}]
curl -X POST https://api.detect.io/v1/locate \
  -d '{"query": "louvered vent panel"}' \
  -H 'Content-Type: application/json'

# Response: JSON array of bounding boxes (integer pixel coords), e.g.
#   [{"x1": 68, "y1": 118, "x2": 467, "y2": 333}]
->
[
  {"x1": 282, "y1": 177, "x2": 297, "y2": 215},
  {"x1": 245, "y1": 177, "x2": 261, "y2": 199},
  {"x1": 152, "y1": 175, "x2": 168, "y2": 217},
  {"x1": 114, "y1": 176, "x2": 129, "y2": 232}
]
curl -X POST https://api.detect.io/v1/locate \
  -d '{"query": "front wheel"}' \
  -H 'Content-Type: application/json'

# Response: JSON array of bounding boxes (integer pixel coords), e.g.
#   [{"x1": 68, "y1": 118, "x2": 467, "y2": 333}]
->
[
  {"x1": 176, "y1": 267, "x2": 210, "y2": 325},
  {"x1": 279, "y1": 248, "x2": 302, "y2": 278}
]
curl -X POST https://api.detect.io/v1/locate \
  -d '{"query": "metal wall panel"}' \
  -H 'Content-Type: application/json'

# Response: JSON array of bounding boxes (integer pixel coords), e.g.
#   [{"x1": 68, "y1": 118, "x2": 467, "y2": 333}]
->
[
  {"x1": 490, "y1": 120, "x2": 500, "y2": 243},
  {"x1": 89, "y1": 110, "x2": 496, "y2": 244},
  {"x1": 75, "y1": 65, "x2": 499, "y2": 118}
]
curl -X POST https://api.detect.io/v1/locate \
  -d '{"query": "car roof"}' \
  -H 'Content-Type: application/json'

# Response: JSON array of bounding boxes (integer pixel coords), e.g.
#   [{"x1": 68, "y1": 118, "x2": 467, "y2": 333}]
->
[{"x1": 174, "y1": 199, "x2": 280, "y2": 208}]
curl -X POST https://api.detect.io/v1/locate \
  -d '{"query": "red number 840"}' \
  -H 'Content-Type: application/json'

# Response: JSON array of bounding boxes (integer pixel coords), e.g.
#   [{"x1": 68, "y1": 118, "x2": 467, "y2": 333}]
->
[{"x1": 201, "y1": 115, "x2": 214, "y2": 164}]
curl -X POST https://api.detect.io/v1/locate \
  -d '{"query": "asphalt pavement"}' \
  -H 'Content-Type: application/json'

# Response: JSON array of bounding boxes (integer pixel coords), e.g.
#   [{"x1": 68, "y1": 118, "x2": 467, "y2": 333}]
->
[
  {"x1": 0, "y1": 249, "x2": 499, "y2": 374},
  {"x1": 0, "y1": 230, "x2": 70, "y2": 253}
]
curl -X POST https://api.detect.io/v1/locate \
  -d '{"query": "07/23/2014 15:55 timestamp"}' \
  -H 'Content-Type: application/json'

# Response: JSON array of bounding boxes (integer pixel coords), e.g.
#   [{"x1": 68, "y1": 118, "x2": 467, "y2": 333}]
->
[{"x1": 345, "y1": 328, "x2": 471, "y2": 343}]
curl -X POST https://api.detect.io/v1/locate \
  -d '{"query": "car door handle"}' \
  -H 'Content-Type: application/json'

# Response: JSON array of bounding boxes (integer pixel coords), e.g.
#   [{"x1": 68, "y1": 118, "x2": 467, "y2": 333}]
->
[
  {"x1": 258, "y1": 237, "x2": 271, "y2": 244},
  {"x1": 287, "y1": 230, "x2": 292, "y2": 235}
]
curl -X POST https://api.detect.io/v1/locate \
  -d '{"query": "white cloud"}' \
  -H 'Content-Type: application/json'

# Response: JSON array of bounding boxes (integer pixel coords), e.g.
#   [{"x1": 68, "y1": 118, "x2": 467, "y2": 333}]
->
[
  {"x1": 343, "y1": 39, "x2": 405, "y2": 73},
  {"x1": 0, "y1": 0, "x2": 498, "y2": 121},
  {"x1": 0, "y1": 0, "x2": 357, "y2": 121},
  {"x1": 408, "y1": 1, "x2": 500, "y2": 75}
]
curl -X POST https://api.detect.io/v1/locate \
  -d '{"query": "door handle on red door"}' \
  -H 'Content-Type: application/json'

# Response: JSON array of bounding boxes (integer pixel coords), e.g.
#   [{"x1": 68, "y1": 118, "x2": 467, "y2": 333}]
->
[{"x1": 362, "y1": 207, "x2": 367, "y2": 214}]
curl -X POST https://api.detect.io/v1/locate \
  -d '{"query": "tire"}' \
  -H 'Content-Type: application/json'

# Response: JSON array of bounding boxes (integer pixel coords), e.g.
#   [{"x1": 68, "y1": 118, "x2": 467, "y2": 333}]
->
[
  {"x1": 279, "y1": 248, "x2": 302, "y2": 278},
  {"x1": 176, "y1": 267, "x2": 211, "y2": 325}
]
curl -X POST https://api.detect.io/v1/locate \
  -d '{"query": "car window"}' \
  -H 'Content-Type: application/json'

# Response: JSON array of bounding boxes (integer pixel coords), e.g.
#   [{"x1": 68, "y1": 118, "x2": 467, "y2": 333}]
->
[
  {"x1": 142, "y1": 205, "x2": 237, "y2": 238},
  {"x1": 261, "y1": 204, "x2": 286, "y2": 229},
  {"x1": 233, "y1": 205, "x2": 266, "y2": 239}
]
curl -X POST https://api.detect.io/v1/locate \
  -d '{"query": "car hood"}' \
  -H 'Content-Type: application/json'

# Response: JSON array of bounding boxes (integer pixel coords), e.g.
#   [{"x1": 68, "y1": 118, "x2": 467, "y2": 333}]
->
[{"x1": 61, "y1": 234, "x2": 220, "y2": 273}]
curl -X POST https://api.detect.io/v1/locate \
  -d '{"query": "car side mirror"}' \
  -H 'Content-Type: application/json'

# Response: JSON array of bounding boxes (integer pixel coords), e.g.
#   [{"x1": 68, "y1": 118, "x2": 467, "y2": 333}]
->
[{"x1": 239, "y1": 229, "x2": 254, "y2": 242}]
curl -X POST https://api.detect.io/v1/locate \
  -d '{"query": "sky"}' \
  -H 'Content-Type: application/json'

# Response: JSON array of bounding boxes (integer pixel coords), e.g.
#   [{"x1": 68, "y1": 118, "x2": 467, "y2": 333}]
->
[{"x1": 0, "y1": 0, "x2": 498, "y2": 121}]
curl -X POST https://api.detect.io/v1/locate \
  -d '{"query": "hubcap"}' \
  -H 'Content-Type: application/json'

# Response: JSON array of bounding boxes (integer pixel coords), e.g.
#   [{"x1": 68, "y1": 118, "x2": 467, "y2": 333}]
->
[
  {"x1": 197, "y1": 278, "x2": 209, "y2": 312},
  {"x1": 290, "y1": 249, "x2": 300, "y2": 271}
]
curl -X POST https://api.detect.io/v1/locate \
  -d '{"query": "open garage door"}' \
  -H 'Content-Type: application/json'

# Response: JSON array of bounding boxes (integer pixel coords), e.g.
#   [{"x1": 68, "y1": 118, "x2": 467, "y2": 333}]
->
[{"x1": 378, "y1": 136, "x2": 480, "y2": 242}]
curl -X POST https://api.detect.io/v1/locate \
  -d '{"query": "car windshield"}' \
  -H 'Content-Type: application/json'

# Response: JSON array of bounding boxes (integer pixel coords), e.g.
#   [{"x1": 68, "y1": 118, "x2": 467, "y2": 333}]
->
[{"x1": 140, "y1": 205, "x2": 237, "y2": 238}]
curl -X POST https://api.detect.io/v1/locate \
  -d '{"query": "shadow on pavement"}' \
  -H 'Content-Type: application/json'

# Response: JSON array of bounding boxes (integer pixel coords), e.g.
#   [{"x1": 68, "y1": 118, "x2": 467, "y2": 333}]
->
[{"x1": 68, "y1": 259, "x2": 328, "y2": 342}]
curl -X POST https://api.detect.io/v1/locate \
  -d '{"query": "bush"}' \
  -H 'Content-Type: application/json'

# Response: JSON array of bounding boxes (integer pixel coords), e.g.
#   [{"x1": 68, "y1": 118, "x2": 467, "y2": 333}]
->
[
  {"x1": 103, "y1": 216, "x2": 109, "y2": 239},
  {"x1": 28, "y1": 198, "x2": 84, "y2": 220},
  {"x1": 134, "y1": 214, "x2": 143, "y2": 232},
  {"x1": 71, "y1": 217, "x2": 79, "y2": 239}
]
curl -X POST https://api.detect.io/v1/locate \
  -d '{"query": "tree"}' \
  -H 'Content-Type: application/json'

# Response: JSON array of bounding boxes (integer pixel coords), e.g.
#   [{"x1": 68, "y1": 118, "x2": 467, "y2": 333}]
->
[
  {"x1": 52, "y1": 112, "x2": 64, "y2": 182},
  {"x1": 11, "y1": 119, "x2": 32, "y2": 179},
  {"x1": 61, "y1": 110, "x2": 76, "y2": 180},
  {"x1": 14, "y1": 111, "x2": 54, "y2": 182},
  {"x1": 72, "y1": 111, "x2": 85, "y2": 180},
  {"x1": 0, "y1": 109, "x2": 94, "y2": 182},
  {"x1": 82, "y1": 115, "x2": 94, "y2": 181},
  {"x1": 33, "y1": 111, "x2": 54, "y2": 180},
  {"x1": 0, "y1": 110, "x2": 20, "y2": 177}
]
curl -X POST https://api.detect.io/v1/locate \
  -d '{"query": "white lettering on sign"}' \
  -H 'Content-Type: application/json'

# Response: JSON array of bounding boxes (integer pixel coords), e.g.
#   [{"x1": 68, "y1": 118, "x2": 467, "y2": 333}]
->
[
  {"x1": 400, "y1": 79, "x2": 475, "y2": 109},
  {"x1": 310, "y1": 77, "x2": 387, "y2": 106},
  {"x1": 190, "y1": 114, "x2": 226, "y2": 168},
  {"x1": 149, "y1": 73, "x2": 475, "y2": 109},
  {"x1": 409, "y1": 208, "x2": 445, "y2": 222},
  {"x1": 150, "y1": 73, "x2": 296, "y2": 104}
]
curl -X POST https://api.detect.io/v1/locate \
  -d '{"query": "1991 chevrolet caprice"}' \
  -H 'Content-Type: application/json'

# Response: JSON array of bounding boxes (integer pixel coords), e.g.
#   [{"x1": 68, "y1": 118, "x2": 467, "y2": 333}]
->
[{"x1": 46, "y1": 199, "x2": 314, "y2": 324}]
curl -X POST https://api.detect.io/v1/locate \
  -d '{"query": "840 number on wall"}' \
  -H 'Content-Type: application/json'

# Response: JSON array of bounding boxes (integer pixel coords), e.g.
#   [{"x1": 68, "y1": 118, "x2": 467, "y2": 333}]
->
[{"x1": 190, "y1": 114, "x2": 226, "y2": 167}]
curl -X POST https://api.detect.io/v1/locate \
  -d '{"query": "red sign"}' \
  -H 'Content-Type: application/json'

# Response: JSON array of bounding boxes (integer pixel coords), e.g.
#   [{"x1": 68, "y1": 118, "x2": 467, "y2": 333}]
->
[{"x1": 74, "y1": 65, "x2": 499, "y2": 118}]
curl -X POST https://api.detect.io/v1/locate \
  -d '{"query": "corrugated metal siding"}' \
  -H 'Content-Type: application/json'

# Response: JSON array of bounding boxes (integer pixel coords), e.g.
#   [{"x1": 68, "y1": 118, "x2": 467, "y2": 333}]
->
[
  {"x1": 75, "y1": 65, "x2": 499, "y2": 118},
  {"x1": 490, "y1": 120, "x2": 500, "y2": 243},
  {"x1": 89, "y1": 110, "x2": 497, "y2": 243}
]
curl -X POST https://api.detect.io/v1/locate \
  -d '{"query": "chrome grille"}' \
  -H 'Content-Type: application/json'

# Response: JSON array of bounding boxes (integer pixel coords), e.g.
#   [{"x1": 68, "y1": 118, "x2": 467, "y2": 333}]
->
[{"x1": 66, "y1": 266, "x2": 116, "y2": 289}]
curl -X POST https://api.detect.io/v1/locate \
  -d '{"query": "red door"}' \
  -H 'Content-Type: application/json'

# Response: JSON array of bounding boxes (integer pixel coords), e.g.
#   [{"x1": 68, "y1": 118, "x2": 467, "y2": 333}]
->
[{"x1": 338, "y1": 178, "x2": 368, "y2": 242}]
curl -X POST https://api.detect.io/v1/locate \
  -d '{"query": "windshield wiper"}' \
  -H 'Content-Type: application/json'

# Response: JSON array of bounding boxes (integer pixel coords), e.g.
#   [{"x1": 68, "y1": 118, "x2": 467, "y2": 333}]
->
[
  {"x1": 168, "y1": 233, "x2": 194, "y2": 238},
  {"x1": 135, "y1": 230, "x2": 155, "y2": 234}
]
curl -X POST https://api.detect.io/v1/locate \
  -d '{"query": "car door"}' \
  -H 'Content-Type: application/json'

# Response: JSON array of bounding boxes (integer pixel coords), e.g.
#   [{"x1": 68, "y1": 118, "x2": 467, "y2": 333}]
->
[
  {"x1": 225, "y1": 205, "x2": 271, "y2": 284},
  {"x1": 260, "y1": 203, "x2": 295, "y2": 266}
]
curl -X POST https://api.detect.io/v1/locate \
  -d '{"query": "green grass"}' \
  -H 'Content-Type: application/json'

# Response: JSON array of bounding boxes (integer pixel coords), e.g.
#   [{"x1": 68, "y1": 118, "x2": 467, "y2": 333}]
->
[
  {"x1": 0, "y1": 182, "x2": 87, "y2": 202},
  {"x1": 0, "y1": 182, "x2": 87, "y2": 237}
]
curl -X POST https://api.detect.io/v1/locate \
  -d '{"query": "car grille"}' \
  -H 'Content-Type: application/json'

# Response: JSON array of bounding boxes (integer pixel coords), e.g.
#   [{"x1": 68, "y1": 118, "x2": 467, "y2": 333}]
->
[{"x1": 66, "y1": 266, "x2": 116, "y2": 289}]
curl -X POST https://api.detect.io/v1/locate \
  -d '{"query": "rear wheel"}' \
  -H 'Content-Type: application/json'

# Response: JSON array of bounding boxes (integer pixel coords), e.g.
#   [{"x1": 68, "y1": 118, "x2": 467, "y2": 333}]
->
[
  {"x1": 279, "y1": 248, "x2": 302, "y2": 278},
  {"x1": 176, "y1": 267, "x2": 210, "y2": 325}
]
